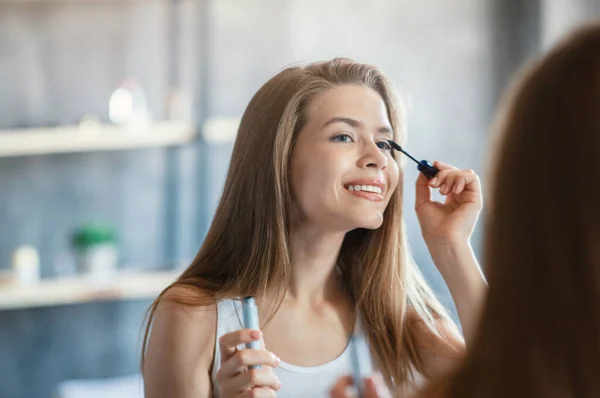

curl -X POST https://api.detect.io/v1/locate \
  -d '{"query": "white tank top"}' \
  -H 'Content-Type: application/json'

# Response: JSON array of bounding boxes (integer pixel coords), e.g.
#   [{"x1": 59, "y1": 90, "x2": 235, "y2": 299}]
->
[{"x1": 210, "y1": 299, "x2": 361, "y2": 398}]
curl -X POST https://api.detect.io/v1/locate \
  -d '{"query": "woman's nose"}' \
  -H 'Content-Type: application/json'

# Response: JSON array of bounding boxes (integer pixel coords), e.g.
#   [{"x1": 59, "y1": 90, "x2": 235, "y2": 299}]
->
[{"x1": 358, "y1": 142, "x2": 387, "y2": 170}]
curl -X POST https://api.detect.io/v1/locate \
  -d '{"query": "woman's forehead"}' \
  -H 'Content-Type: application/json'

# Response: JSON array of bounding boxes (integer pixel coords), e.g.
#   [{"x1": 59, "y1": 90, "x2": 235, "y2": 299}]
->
[{"x1": 304, "y1": 85, "x2": 393, "y2": 129}]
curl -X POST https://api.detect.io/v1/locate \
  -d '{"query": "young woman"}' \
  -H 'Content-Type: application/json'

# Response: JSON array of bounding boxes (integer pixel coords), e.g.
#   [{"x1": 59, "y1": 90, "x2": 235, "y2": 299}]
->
[
  {"x1": 142, "y1": 58, "x2": 486, "y2": 397},
  {"x1": 331, "y1": 19, "x2": 600, "y2": 398}
]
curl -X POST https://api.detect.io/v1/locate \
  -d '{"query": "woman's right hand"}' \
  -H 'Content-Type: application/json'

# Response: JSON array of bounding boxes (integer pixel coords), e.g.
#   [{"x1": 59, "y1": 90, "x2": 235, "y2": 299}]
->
[{"x1": 216, "y1": 329, "x2": 282, "y2": 397}]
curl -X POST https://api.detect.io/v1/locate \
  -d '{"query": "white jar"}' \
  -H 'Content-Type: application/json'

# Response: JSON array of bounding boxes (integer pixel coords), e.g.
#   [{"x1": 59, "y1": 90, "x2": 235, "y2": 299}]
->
[
  {"x1": 77, "y1": 244, "x2": 118, "y2": 284},
  {"x1": 11, "y1": 246, "x2": 40, "y2": 285}
]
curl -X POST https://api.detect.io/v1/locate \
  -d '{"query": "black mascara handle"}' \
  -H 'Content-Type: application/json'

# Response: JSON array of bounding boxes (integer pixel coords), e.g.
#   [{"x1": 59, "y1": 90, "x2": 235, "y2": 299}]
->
[{"x1": 417, "y1": 160, "x2": 439, "y2": 179}]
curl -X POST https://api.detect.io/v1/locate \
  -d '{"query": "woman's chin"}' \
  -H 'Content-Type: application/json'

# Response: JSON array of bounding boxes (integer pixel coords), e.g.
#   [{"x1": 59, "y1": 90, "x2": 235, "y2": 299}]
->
[{"x1": 355, "y1": 215, "x2": 385, "y2": 230}]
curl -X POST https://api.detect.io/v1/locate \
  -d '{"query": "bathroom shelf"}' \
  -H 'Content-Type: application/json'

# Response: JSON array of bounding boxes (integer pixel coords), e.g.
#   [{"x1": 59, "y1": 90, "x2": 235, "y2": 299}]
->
[
  {"x1": 0, "y1": 121, "x2": 196, "y2": 158},
  {"x1": 0, "y1": 269, "x2": 181, "y2": 311}
]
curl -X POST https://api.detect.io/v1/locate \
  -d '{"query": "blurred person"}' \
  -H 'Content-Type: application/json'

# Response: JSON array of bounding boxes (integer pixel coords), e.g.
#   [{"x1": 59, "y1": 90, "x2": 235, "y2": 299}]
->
[
  {"x1": 141, "y1": 58, "x2": 486, "y2": 397},
  {"x1": 330, "y1": 19, "x2": 600, "y2": 398}
]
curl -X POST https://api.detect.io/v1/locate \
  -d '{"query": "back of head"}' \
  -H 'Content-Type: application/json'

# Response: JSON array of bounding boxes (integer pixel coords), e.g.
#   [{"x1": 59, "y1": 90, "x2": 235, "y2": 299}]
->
[{"x1": 447, "y1": 20, "x2": 600, "y2": 397}]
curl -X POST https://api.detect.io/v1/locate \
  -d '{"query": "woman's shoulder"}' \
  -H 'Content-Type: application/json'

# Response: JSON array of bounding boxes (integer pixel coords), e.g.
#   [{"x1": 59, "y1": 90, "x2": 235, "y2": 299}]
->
[
  {"x1": 147, "y1": 285, "x2": 217, "y2": 365},
  {"x1": 143, "y1": 284, "x2": 218, "y2": 396},
  {"x1": 161, "y1": 283, "x2": 217, "y2": 307},
  {"x1": 151, "y1": 283, "x2": 217, "y2": 340},
  {"x1": 155, "y1": 284, "x2": 219, "y2": 339},
  {"x1": 157, "y1": 286, "x2": 243, "y2": 332}
]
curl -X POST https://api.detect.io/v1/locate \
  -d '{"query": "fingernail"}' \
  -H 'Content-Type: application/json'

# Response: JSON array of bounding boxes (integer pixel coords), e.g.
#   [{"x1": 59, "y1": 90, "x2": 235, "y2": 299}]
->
[
  {"x1": 440, "y1": 184, "x2": 446, "y2": 194},
  {"x1": 250, "y1": 330, "x2": 261, "y2": 339},
  {"x1": 430, "y1": 177, "x2": 438, "y2": 185},
  {"x1": 272, "y1": 354, "x2": 281, "y2": 364},
  {"x1": 454, "y1": 185, "x2": 460, "y2": 194}
]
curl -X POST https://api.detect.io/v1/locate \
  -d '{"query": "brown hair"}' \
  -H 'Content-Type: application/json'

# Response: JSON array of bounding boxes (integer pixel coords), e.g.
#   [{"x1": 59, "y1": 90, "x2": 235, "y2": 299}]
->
[
  {"x1": 438, "y1": 21, "x2": 600, "y2": 397},
  {"x1": 142, "y1": 58, "x2": 457, "y2": 387}
]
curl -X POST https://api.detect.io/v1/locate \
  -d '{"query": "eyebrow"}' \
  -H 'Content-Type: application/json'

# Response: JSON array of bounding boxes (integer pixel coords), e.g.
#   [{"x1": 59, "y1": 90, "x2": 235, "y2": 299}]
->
[{"x1": 322, "y1": 117, "x2": 393, "y2": 135}]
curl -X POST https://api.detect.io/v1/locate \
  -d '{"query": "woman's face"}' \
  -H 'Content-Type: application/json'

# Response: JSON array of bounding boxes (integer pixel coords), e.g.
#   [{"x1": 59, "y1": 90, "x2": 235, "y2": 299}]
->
[{"x1": 290, "y1": 84, "x2": 400, "y2": 232}]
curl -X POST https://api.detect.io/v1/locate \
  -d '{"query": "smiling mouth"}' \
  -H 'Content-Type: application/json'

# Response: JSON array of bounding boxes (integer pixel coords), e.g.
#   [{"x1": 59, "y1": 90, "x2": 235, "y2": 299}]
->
[
  {"x1": 343, "y1": 184, "x2": 383, "y2": 194},
  {"x1": 342, "y1": 184, "x2": 385, "y2": 202}
]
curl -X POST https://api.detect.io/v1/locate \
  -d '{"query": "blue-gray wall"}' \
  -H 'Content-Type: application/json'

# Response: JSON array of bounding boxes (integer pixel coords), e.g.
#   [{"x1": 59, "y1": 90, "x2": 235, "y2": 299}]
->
[
  {"x1": 1, "y1": 1, "x2": 598, "y2": 397},
  {"x1": 0, "y1": 3, "x2": 202, "y2": 397}
]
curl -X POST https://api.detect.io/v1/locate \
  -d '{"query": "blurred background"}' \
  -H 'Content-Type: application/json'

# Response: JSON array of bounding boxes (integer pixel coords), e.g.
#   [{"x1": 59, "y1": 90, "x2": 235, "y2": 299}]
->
[{"x1": 0, "y1": 0, "x2": 598, "y2": 397}]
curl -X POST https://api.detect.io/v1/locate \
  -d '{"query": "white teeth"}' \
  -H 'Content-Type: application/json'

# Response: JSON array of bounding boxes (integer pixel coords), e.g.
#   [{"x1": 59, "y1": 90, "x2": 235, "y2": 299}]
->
[{"x1": 346, "y1": 185, "x2": 383, "y2": 194}]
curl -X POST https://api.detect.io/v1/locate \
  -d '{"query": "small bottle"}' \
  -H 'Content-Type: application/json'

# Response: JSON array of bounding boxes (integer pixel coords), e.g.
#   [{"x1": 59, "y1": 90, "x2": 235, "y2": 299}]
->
[
  {"x1": 242, "y1": 297, "x2": 262, "y2": 370},
  {"x1": 109, "y1": 78, "x2": 152, "y2": 130},
  {"x1": 11, "y1": 246, "x2": 40, "y2": 285}
]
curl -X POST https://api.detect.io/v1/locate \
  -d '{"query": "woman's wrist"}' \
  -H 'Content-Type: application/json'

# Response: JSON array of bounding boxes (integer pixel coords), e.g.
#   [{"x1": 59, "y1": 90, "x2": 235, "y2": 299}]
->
[
  {"x1": 426, "y1": 236, "x2": 474, "y2": 272},
  {"x1": 430, "y1": 239, "x2": 486, "y2": 292}
]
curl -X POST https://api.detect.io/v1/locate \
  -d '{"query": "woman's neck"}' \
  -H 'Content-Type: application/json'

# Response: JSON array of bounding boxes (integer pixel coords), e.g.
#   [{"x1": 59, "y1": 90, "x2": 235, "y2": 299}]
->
[{"x1": 285, "y1": 225, "x2": 347, "y2": 306}]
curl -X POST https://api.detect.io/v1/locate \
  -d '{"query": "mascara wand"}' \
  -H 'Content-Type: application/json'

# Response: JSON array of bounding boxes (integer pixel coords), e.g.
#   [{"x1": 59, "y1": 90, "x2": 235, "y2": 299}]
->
[{"x1": 387, "y1": 140, "x2": 439, "y2": 179}]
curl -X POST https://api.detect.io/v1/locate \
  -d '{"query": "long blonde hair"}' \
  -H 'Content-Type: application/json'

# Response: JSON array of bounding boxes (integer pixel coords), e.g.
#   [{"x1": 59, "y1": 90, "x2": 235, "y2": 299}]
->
[{"x1": 142, "y1": 58, "x2": 456, "y2": 387}]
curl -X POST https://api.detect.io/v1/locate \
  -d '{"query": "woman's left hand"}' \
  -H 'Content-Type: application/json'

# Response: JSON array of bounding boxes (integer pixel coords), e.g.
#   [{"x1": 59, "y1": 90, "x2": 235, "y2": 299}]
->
[{"x1": 415, "y1": 161, "x2": 483, "y2": 245}]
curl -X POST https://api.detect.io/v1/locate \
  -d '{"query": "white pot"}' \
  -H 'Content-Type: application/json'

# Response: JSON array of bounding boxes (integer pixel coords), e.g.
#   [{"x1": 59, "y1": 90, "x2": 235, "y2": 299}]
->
[{"x1": 77, "y1": 244, "x2": 118, "y2": 281}]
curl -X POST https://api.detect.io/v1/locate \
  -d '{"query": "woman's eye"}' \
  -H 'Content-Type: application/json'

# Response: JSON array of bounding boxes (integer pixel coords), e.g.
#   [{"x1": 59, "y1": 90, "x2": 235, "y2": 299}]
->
[
  {"x1": 331, "y1": 134, "x2": 353, "y2": 143},
  {"x1": 377, "y1": 141, "x2": 392, "y2": 151}
]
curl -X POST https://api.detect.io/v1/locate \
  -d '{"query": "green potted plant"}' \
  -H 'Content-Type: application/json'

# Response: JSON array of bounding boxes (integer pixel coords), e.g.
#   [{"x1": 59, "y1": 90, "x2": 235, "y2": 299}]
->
[{"x1": 72, "y1": 222, "x2": 118, "y2": 281}]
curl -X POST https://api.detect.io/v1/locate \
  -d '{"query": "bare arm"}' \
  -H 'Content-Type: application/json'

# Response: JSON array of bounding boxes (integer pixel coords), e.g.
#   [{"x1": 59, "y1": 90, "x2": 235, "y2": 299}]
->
[
  {"x1": 414, "y1": 163, "x2": 487, "y2": 349},
  {"x1": 143, "y1": 287, "x2": 216, "y2": 398},
  {"x1": 411, "y1": 242, "x2": 486, "y2": 379},
  {"x1": 427, "y1": 240, "x2": 487, "y2": 349}
]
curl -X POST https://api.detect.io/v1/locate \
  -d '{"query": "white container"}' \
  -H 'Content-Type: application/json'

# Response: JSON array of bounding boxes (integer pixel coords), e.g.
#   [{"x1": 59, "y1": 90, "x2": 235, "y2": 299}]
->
[
  {"x1": 109, "y1": 78, "x2": 152, "y2": 130},
  {"x1": 77, "y1": 243, "x2": 118, "y2": 282},
  {"x1": 11, "y1": 246, "x2": 40, "y2": 285}
]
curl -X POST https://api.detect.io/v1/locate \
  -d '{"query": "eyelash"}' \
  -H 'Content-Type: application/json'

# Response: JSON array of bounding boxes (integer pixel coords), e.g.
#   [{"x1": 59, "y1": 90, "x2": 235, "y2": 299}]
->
[
  {"x1": 330, "y1": 134, "x2": 354, "y2": 143},
  {"x1": 330, "y1": 134, "x2": 392, "y2": 152},
  {"x1": 376, "y1": 141, "x2": 392, "y2": 151}
]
